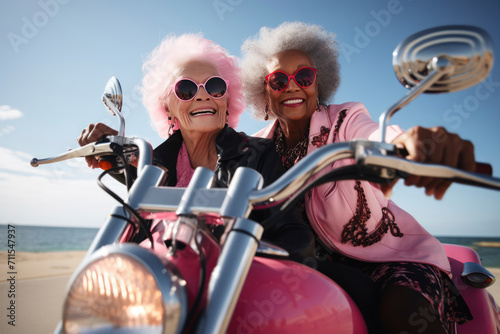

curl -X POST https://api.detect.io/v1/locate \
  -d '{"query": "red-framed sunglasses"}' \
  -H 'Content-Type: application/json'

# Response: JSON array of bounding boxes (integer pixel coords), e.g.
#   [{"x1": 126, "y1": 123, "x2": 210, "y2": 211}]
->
[
  {"x1": 265, "y1": 67, "x2": 317, "y2": 92},
  {"x1": 169, "y1": 76, "x2": 229, "y2": 101}
]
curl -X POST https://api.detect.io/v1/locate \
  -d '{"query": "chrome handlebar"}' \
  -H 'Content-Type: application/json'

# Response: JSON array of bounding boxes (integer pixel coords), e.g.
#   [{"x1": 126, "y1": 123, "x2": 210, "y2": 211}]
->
[
  {"x1": 30, "y1": 136, "x2": 500, "y2": 216},
  {"x1": 247, "y1": 140, "x2": 500, "y2": 211}
]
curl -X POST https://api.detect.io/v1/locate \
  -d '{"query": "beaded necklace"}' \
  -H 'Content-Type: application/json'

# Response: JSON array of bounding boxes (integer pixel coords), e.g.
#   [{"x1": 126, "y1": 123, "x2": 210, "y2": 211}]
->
[{"x1": 274, "y1": 122, "x2": 310, "y2": 170}]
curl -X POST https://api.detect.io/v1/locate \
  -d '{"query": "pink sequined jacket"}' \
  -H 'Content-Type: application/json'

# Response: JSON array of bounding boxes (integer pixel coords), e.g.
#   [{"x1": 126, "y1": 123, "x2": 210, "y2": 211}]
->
[{"x1": 254, "y1": 102, "x2": 451, "y2": 274}]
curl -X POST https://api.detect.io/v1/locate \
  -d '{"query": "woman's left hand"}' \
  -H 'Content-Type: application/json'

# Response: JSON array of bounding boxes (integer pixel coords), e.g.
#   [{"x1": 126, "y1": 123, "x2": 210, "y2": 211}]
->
[{"x1": 380, "y1": 126, "x2": 476, "y2": 200}]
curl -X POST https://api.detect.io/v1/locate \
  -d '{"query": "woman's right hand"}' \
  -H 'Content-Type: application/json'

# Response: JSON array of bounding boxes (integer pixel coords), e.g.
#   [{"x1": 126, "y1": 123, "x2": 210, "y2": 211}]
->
[{"x1": 76, "y1": 123, "x2": 118, "y2": 168}]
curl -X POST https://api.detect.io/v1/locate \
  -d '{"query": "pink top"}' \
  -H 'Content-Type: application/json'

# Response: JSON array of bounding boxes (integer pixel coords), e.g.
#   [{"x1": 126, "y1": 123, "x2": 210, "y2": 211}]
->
[
  {"x1": 140, "y1": 142, "x2": 222, "y2": 249},
  {"x1": 176, "y1": 141, "x2": 195, "y2": 187},
  {"x1": 254, "y1": 102, "x2": 451, "y2": 274}
]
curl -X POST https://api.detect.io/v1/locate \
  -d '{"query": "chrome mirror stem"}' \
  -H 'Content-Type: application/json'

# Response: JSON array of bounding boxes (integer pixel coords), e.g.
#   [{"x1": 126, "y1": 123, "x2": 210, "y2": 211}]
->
[
  {"x1": 379, "y1": 57, "x2": 453, "y2": 142},
  {"x1": 103, "y1": 96, "x2": 126, "y2": 137}
]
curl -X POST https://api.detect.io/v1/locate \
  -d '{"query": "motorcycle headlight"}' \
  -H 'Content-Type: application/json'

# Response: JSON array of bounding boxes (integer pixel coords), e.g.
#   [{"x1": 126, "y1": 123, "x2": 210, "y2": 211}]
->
[{"x1": 61, "y1": 243, "x2": 187, "y2": 334}]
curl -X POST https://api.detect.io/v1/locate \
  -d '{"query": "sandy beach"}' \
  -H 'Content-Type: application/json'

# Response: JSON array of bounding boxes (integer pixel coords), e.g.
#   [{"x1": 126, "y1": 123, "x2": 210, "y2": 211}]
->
[
  {"x1": 0, "y1": 251, "x2": 499, "y2": 333},
  {"x1": 0, "y1": 251, "x2": 87, "y2": 334}
]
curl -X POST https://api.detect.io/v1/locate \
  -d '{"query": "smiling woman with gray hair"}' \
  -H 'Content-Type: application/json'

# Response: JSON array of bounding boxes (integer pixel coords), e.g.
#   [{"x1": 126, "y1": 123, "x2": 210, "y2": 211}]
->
[
  {"x1": 241, "y1": 21, "x2": 476, "y2": 333},
  {"x1": 242, "y1": 21, "x2": 340, "y2": 121}
]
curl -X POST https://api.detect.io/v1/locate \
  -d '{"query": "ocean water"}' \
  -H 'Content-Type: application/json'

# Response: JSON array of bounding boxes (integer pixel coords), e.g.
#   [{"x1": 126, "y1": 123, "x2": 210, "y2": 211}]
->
[
  {"x1": 0, "y1": 224, "x2": 99, "y2": 252},
  {"x1": 1, "y1": 224, "x2": 499, "y2": 267},
  {"x1": 436, "y1": 236, "x2": 500, "y2": 268}
]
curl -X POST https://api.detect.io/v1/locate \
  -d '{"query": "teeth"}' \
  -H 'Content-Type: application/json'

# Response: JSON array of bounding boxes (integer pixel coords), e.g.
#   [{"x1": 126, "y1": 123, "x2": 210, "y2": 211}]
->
[
  {"x1": 191, "y1": 109, "x2": 216, "y2": 116},
  {"x1": 282, "y1": 99, "x2": 304, "y2": 105}
]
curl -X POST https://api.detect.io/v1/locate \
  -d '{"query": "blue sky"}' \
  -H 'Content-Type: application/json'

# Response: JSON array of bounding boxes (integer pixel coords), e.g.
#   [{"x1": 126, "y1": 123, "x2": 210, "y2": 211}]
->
[{"x1": 1, "y1": 0, "x2": 499, "y2": 236}]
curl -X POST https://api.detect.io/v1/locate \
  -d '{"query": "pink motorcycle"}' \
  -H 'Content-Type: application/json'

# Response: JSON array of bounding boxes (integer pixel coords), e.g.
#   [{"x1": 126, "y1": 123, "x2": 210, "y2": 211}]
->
[{"x1": 32, "y1": 25, "x2": 499, "y2": 333}]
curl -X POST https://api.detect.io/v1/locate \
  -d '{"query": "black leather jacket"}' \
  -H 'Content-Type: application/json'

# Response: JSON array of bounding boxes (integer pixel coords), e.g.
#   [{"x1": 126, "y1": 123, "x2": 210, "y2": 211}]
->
[{"x1": 153, "y1": 125, "x2": 314, "y2": 260}]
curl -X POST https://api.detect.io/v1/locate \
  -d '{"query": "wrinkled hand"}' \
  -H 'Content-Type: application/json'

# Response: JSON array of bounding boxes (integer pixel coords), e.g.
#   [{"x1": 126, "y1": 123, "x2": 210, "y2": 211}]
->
[
  {"x1": 380, "y1": 126, "x2": 476, "y2": 200},
  {"x1": 76, "y1": 123, "x2": 118, "y2": 168}
]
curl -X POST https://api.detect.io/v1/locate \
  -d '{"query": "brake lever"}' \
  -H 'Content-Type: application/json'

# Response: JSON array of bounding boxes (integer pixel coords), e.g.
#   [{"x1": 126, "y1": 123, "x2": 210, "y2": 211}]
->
[
  {"x1": 30, "y1": 142, "x2": 114, "y2": 167},
  {"x1": 395, "y1": 147, "x2": 493, "y2": 176},
  {"x1": 361, "y1": 147, "x2": 500, "y2": 191}
]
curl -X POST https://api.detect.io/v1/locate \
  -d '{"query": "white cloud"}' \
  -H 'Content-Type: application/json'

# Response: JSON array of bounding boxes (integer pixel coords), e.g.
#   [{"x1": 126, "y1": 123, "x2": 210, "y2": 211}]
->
[
  {"x1": 0, "y1": 125, "x2": 15, "y2": 136},
  {"x1": 0, "y1": 145, "x2": 127, "y2": 228},
  {"x1": 0, "y1": 171, "x2": 125, "y2": 228},
  {"x1": 0, "y1": 105, "x2": 23, "y2": 120},
  {"x1": 0, "y1": 146, "x2": 52, "y2": 175}
]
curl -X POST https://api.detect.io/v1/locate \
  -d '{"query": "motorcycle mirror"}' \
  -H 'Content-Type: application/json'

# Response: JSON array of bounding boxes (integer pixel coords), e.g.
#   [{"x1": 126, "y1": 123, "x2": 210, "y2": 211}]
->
[
  {"x1": 393, "y1": 25, "x2": 494, "y2": 93},
  {"x1": 102, "y1": 76, "x2": 125, "y2": 137},
  {"x1": 379, "y1": 25, "x2": 494, "y2": 142}
]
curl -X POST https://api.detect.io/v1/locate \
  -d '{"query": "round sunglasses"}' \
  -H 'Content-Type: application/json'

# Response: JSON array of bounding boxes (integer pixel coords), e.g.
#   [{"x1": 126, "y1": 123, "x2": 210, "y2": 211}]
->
[
  {"x1": 170, "y1": 76, "x2": 228, "y2": 101},
  {"x1": 265, "y1": 67, "x2": 317, "y2": 92}
]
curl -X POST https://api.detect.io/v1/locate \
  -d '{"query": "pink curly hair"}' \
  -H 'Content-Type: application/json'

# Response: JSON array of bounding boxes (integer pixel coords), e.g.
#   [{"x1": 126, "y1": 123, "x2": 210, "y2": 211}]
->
[{"x1": 141, "y1": 33, "x2": 245, "y2": 138}]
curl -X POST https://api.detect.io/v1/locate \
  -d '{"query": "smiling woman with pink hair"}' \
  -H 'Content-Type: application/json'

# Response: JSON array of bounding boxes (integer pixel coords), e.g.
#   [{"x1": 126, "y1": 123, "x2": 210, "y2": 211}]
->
[
  {"x1": 76, "y1": 33, "x2": 314, "y2": 261},
  {"x1": 141, "y1": 33, "x2": 245, "y2": 139}
]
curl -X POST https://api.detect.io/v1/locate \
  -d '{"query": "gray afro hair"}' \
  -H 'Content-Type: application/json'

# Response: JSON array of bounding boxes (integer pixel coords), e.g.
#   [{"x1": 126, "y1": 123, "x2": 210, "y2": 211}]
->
[{"x1": 241, "y1": 21, "x2": 341, "y2": 120}]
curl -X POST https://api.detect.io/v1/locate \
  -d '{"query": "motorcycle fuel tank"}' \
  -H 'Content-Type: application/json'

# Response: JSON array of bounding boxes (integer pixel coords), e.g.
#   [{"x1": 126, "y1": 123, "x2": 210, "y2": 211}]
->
[{"x1": 228, "y1": 256, "x2": 368, "y2": 334}]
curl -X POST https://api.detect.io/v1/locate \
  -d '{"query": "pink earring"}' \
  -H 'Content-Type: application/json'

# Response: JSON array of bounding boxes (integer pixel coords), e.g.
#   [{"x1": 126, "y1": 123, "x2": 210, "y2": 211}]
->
[{"x1": 168, "y1": 116, "x2": 174, "y2": 135}]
